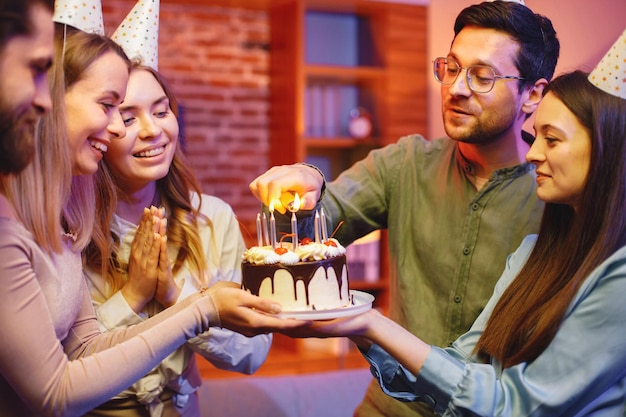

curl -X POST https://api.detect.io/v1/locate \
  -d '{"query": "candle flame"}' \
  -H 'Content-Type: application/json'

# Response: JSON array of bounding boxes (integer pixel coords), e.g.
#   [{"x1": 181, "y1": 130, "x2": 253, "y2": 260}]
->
[
  {"x1": 269, "y1": 200, "x2": 275, "y2": 213},
  {"x1": 291, "y1": 193, "x2": 301, "y2": 212}
]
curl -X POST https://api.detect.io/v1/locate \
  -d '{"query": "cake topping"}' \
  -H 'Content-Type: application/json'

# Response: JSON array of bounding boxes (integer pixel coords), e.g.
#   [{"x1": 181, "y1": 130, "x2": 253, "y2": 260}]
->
[{"x1": 242, "y1": 238, "x2": 346, "y2": 265}]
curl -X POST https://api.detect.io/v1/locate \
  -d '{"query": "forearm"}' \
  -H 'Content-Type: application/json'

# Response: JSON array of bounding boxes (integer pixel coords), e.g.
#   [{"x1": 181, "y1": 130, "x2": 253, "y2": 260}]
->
[{"x1": 362, "y1": 310, "x2": 430, "y2": 376}]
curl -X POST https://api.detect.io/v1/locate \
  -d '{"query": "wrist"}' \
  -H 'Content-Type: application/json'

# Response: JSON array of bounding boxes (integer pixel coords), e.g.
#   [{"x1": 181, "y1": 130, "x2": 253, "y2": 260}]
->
[
  {"x1": 120, "y1": 287, "x2": 148, "y2": 313},
  {"x1": 298, "y1": 162, "x2": 326, "y2": 203},
  {"x1": 200, "y1": 287, "x2": 222, "y2": 328}
]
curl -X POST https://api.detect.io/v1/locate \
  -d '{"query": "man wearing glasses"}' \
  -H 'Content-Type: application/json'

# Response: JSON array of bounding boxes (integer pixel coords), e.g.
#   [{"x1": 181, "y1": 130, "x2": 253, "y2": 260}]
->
[{"x1": 250, "y1": 2, "x2": 559, "y2": 416}]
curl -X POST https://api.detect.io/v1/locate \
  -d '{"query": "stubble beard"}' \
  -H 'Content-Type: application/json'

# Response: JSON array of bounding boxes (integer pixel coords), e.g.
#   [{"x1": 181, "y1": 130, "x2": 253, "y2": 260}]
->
[
  {"x1": 0, "y1": 101, "x2": 37, "y2": 175},
  {"x1": 444, "y1": 107, "x2": 517, "y2": 146}
]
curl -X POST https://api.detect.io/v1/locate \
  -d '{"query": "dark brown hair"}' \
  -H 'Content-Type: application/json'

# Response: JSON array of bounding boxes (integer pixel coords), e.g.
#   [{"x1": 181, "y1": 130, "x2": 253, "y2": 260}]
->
[
  {"x1": 0, "y1": 0, "x2": 53, "y2": 49},
  {"x1": 476, "y1": 70, "x2": 626, "y2": 367},
  {"x1": 454, "y1": 1, "x2": 560, "y2": 89}
]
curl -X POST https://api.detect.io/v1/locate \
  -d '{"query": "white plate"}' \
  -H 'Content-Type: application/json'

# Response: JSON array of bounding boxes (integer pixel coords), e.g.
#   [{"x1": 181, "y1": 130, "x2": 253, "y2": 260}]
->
[{"x1": 278, "y1": 290, "x2": 374, "y2": 320}]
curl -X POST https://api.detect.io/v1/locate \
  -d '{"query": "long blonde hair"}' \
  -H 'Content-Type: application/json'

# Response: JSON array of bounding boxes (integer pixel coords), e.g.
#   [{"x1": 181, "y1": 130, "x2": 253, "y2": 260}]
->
[
  {"x1": 58, "y1": 25, "x2": 130, "y2": 251},
  {"x1": 3, "y1": 25, "x2": 130, "y2": 254}
]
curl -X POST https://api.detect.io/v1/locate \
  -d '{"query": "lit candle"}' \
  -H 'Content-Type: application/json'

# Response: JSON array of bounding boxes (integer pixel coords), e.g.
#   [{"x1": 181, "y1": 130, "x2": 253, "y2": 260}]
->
[
  {"x1": 291, "y1": 211, "x2": 298, "y2": 251},
  {"x1": 320, "y1": 207, "x2": 328, "y2": 242},
  {"x1": 261, "y1": 212, "x2": 269, "y2": 246},
  {"x1": 269, "y1": 200, "x2": 277, "y2": 249},
  {"x1": 314, "y1": 210, "x2": 320, "y2": 243},
  {"x1": 256, "y1": 213, "x2": 263, "y2": 247},
  {"x1": 288, "y1": 193, "x2": 301, "y2": 251},
  {"x1": 270, "y1": 213, "x2": 277, "y2": 249}
]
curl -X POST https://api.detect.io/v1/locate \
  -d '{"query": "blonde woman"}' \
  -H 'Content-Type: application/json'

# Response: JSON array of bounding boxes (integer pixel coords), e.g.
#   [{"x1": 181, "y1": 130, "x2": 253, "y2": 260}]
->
[{"x1": 83, "y1": 62, "x2": 271, "y2": 416}]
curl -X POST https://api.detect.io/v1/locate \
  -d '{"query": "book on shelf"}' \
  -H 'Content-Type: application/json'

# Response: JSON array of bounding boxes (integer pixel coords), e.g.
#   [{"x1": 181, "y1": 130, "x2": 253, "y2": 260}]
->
[
  {"x1": 346, "y1": 230, "x2": 380, "y2": 283},
  {"x1": 305, "y1": 83, "x2": 359, "y2": 139}
]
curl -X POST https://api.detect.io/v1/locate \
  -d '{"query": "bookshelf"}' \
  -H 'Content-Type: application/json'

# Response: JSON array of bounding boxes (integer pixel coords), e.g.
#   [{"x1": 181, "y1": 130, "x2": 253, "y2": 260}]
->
[{"x1": 268, "y1": 0, "x2": 427, "y2": 317}]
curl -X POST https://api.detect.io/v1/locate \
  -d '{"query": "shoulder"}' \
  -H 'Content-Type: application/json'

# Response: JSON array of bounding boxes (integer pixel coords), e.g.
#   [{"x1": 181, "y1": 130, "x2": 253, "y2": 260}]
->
[
  {"x1": 0, "y1": 218, "x2": 36, "y2": 249},
  {"x1": 508, "y1": 234, "x2": 538, "y2": 265},
  {"x1": 389, "y1": 135, "x2": 455, "y2": 159},
  {"x1": 366, "y1": 135, "x2": 452, "y2": 168},
  {"x1": 393, "y1": 134, "x2": 449, "y2": 149}
]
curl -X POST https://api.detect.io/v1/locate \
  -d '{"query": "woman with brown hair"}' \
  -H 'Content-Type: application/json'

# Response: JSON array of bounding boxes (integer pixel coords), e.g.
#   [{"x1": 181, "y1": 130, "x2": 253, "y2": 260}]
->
[{"x1": 83, "y1": 61, "x2": 272, "y2": 416}]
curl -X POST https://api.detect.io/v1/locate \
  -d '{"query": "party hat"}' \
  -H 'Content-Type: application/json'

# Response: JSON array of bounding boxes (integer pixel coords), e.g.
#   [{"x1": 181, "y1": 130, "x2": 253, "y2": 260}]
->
[
  {"x1": 53, "y1": 0, "x2": 104, "y2": 35},
  {"x1": 588, "y1": 28, "x2": 626, "y2": 99},
  {"x1": 112, "y1": 0, "x2": 160, "y2": 70}
]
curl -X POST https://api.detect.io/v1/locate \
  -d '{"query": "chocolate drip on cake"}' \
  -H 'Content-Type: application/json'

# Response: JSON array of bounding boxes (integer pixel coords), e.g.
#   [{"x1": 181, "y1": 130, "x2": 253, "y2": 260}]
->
[{"x1": 242, "y1": 255, "x2": 347, "y2": 309}]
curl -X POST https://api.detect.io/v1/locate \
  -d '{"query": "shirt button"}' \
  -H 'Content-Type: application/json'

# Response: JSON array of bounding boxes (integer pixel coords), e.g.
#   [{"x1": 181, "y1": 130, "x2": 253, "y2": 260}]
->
[
  {"x1": 471, "y1": 203, "x2": 479, "y2": 210},
  {"x1": 463, "y1": 247, "x2": 470, "y2": 255},
  {"x1": 454, "y1": 295, "x2": 462, "y2": 303}
]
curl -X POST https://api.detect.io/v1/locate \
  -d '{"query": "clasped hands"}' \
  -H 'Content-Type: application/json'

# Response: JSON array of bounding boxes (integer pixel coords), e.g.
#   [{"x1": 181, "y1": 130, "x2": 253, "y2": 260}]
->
[{"x1": 122, "y1": 206, "x2": 179, "y2": 313}]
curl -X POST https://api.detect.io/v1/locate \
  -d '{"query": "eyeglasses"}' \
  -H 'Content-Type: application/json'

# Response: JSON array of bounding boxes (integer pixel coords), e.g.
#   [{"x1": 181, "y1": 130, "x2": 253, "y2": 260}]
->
[{"x1": 433, "y1": 57, "x2": 525, "y2": 94}]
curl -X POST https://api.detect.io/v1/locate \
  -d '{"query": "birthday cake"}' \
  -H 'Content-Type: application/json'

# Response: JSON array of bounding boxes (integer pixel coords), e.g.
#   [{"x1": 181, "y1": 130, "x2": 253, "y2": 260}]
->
[{"x1": 241, "y1": 238, "x2": 353, "y2": 312}]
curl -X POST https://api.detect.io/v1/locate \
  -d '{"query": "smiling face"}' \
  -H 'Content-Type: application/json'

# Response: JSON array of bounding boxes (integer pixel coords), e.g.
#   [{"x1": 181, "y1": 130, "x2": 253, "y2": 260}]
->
[
  {"x1": 0, "y1": 3, "x2": 53, "y2": 174},
  {"x1": 104, "y1": 68, "x2": 178, "y2": 193},
  {"x1": 441, "y1": 27, "x2": 528, "y2": 144},
  {"x1": 526, "y1": 92, "x2": 591, "y2": 211},
  {"x1": 64, "y1": 51, "x2": 129, "y2": 175}
]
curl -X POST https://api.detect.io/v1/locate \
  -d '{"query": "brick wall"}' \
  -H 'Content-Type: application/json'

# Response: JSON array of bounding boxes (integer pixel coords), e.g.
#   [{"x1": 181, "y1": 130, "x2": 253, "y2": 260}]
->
[{"x1": 103, "y1": 1, "x2": 270, "y2": 240}]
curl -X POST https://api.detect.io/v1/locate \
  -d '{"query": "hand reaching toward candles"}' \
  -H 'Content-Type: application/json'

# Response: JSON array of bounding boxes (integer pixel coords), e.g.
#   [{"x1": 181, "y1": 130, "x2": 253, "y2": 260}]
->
[{"x1": 249, "y1": 164, "x2": 324, "y2": 214}]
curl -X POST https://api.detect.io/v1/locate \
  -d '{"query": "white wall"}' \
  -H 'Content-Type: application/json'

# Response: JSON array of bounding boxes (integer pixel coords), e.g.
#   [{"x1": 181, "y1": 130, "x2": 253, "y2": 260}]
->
[{"x1": 426, "y1": 0, "x2": 626, "y2": 138}]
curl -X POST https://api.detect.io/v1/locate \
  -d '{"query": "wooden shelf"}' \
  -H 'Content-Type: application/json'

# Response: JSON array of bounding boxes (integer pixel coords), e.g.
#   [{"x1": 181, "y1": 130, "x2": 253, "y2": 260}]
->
[
  {"x1": 265, "y1": 0, "x2": 426, "y2": 374},
  {"x1": 305, "y1": 65, "x2": 385, "y2": 81},
  {"x1": 350, "y1": 280, "x2": 387, "y2": 292},
  {"x1": 304, "y1": 137, "x2": 378, "y2": 148}
]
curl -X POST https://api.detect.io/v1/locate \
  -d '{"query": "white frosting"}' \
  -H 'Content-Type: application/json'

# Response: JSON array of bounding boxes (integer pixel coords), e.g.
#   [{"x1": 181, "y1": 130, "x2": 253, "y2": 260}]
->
[
  {"x1": 279, "y1": 251, "x2": 300, "y2": 265},
  {"x1": 242, "y1": 246, "x2": 279, "y2": 265},
  {"x1": 242, "y1": 238, "x2": 346, "y2": 265}
]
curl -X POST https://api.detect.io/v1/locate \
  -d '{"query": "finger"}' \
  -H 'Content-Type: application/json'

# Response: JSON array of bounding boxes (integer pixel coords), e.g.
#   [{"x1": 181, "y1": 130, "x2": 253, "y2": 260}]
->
[
  {"x1": 158, "y1": 217, "x2": 167, "y2": 236},
  {"x1": 241, "y1": 293, "x2": 283, "y2": 315},
  {"x1": 158, "y1": 235, "x2": 170, "y2": 275},
  {"x1": 131, "y1": 209, "x2": 152, "y2": 254},
  {"x1": 145, "y1": 232, "x2": 160, "y2": 267},
  {"x1": 250, "y1": 167, "x2": 289, "y2": 211},
  {"x1": 249, "y1": 170, "x2": 273, "y2": 205}
]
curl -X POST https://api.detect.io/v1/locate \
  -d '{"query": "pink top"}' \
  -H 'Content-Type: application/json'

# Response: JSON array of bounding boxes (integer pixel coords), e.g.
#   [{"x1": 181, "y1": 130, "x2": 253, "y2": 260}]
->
[{"x1": 0, "y1": 217, "x2": 214, "y2": 417}]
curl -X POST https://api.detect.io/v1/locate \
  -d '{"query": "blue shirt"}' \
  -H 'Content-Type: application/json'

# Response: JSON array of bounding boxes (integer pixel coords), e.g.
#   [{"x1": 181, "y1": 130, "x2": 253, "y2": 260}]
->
[{"x1": 364, "y1": 235, "x2": 626, "y2": 416}]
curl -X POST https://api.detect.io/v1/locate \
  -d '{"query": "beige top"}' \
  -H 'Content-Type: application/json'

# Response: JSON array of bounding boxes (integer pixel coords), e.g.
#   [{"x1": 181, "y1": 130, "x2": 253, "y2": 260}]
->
[{"x1": 0, "y1": 217, "x2": 216, "y2": 417}]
